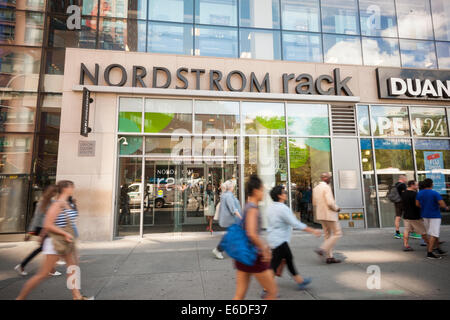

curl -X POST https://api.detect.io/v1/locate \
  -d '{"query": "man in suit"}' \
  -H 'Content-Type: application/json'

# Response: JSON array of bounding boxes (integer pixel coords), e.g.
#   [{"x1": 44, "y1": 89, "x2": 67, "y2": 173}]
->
[{"x1": 312, "y1": 172, "x2": 343, "y2": 264}]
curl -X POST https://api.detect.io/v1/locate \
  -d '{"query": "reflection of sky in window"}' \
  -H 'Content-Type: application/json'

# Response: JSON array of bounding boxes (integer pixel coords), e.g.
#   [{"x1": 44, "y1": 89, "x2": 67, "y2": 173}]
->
[
  {"x1": 149, "y1": 0, "x2": 193, "y2": 23},
  {"x1": 359, "y1": 0, "x2": 397, "y2": 37},
  {"x1": 362, "y1": 37, "x2": 400, "y2": 67},
  {"x1": 396, "y1": 0, "x2": 434, "y2": 40},
  {"x1": 240, "y1": 29, "x2": 281, "y2": 60},
  {"x1": 240, "y1": 0, "x2": 280, "y2": 29},
  {"x1": 282, "y1": 32, "x2": 322, "y2": 62},
  {"x1": 281, "y1": 0, "x2": 320, "y2": 32},
  {"x1": 323, "y1": 34, "x2": 361, "y2": 65},
  {"x1": 195, "y1": 26, "x2": 237, "y2": 58},
  {"x1": 400, "y1": 39, "x2": 437, "y2": 69},
  {"x1": 436, "y1": 42, "x2": 450, "y2": 69},
  {"x1": 196, "y1": 0, "x2": 237, "y2": 26},
  {"x1": 148, "y1": 23, "x2": 192, "y2": 55},
  {"x1": 287, "y1": 104, "x2": 329, "y2": 136},
  {"x1": 431, "y1": 0, "x2": 450, "y2": 41},
  {"x1": 321, "y1": 0, "x2": 360, "y2": 35}
]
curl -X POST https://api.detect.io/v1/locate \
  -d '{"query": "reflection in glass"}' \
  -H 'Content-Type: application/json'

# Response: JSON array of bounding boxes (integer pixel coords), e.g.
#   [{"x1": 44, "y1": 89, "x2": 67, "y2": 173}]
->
[
  {"x1": 362, "y1": 37, "x2": 400, "y2": 67},
  {"x1": 98, "y1": 0, "x2": 129, "y2": 18},
  {"x1": 357, "y1": 105, "x2": 370, "y2": 136},
  {"x1": 99, "y1": 18, "x2": 147, "y2": 51},
  {"x1": 415, "y1": 139, "x2": 450, "y2": 224},
  {"x1": 48, "y1": 17, "x2": 96, "y2": 48},
  {"x1": 149, "y1": 0, "x2": 194, "y2": 23},
  {"x1": 118, "y1": 97, "x2": 142, "y2": 133},
  {"x1": 321, "y1": 0, "x2": 360, "y2": 35},
  {"x1": 79, "y1": 18, "x2": 98, "y2": 49},
  {"x1": 431, "y1": 0, "x2": 450, "y2": 41},
  {"x1": 282, "y1": 31, "x2": 322, "y2": 62},
  {"x1": 195, "y1": 26, "x2": 238, "y2": 58},
  {"x1": 396, "y1": 0, "x2": 434, "y2": 40},
  {"x1": 245, "y1": 136, "x2": 288, "y2": 228},
  {"x1": 370, "y1": 106, "x2": 410, "y2": 137},
  {"x1": 289, "y1": 138, "x2": 331, "y2": 223},
  {"x1": 119, "y1": 136, "x2": 143, "y2": 155},
  {"x1": 240, "y1": 29, "x2": 281, "y2": 60},
  {"x1": 0, "y1": 175, "x2": 28, "y2": 233},
  {"x1": 240, "y1": 0, "x2": 280, "y2": 29},
  {"x1": 195, "y1": 0, "x2": 237, "y2": 26},
  {"x1": 144, "y1": 99, "x2": 192, "y2": 133},
  {"x1": 116, "y1": 157, "x2": 142, "y2": 236},
  {"x1": 0, "y1": 10, "x2": 44, "y2": 46},
  {"x1": 194, "y1": 100, "x2": 240, "y2": 134},
  {"x1": 400, "y1": 39, "x2": 437, "y2": 69},
  {"x1": 49, "y1": 0, "x2": 97, "y2": 15},
  {"x1": 374, "y1": 138, "x2": 414, "y2": 227},
  {"x1": 0, "y1": 134, "x2": 33, "y2": 174},
  {"x1": 359, "y1": 0, "x2": 397, "y2": 37},
  {"x1": 280, "y1": 0, "x2": 320, "y2": 32},
  {"x1": 410, "y1": 107, "x2": 448, "y2": 137},
  {"x1": 127, "y1": 0, "x2": 148, "y2": 19},
  {"x1": 287, "y1": 104, "x2": 329, "y2": 136},
  {"x1": 323, "y1": 34, "x2": 362, "y2": 65},
  {"x1": 243, "y1": 102, "x2": 285, "y2": 135},
  {"x1": 359, "y1": 139, "x2": 379, "y2": 227},
  {"x1": 0, "y1": 92, "x2": 37, "y2": 133},
  {"x1": 148, "y1": 22, "x2": 192, "y2": 55},
  {"x1": 436, "y1": 42, "x2": 450, "y2": 69}
]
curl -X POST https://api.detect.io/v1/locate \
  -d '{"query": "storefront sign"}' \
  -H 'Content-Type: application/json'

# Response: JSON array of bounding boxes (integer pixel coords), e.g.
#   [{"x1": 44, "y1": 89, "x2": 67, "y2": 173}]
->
[
  {"x1": 424, "y1": 151, "x2": 446, "y2": 194},
  {"x1": 79, "y1": 63, "x2": 353, "y2": 96},
  {"x1": 377, "y1": 68, "x2": 450, "y2": 100}
]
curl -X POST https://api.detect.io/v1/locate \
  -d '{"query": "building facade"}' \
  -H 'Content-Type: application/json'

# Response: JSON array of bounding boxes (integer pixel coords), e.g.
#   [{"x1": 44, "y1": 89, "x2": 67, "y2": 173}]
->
[{"x1": 1, "y1": 0, "x2": 450, "y2": 240}]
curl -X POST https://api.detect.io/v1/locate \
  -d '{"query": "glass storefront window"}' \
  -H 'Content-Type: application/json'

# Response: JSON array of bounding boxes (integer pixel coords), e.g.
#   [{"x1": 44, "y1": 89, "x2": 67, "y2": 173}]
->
[
  {"x1": 0, "y1": 92, "x2": 37, "y2": 133},
  {"x1": 48, "y1": 16, "x2": 96, "y2": 49},
  {"x1": 360, "y1": 139, "x2": 379, "y2": 227},
  {"x1": 0, "y1": 10, "x2": 44, "y2": 46},
  {"x1": 362, "y1": 37, "x2": 400, "y2": 67},
  {"x1": 282, "y1": 31, "x2": 322, "y2": 63},
  {"x1": 321, "y1": 0, "x2": 360, "y2": 35},
  {"x1": 280, "y1": 0, "x2": 320, "y2": 32},
  {"x1": 243, "y1": 102, "x2": 285, "y2": 135},
  {"x1": 359, "y1": 0, "x2": 397, "y2": 37},
  {"x1": 98, "y1": 0, "x2": 128, "y2": 18},
  {"x1": 245, "y1": 136, "x2": 288, "y2": 228},
  {"x1": 144, "y1": 99, "x2": 192, "y2": 134},
  {"x1": 431, "y1": 0, "x2": 450, "y2": 41},
  {"x1": 289, "y1": 137, "x2": 331, "y2": 223},
  {"x1": 323, "y1": 34, "x2": 362, "y2": 65},
  {"x1": 415, "y1": 139, "x2": 450, "y2": 224},
  {"x1": 99, "y1": 18, "x2": 147, "y2": 51},
  {"x1": 240, "y1": 0, "x2": 280, "y2": 29},
  {"x1": 374, "y1": 138, "x2": 414, "y2": 227},
  {"x1": 148, "y1": 22, "x2": 193, "y2": 55},
  {"x1": 118, "y1": 97, "x2": 142, "y2": 133},
  {"x1": 0, "y1": 174, "x2": 28, "y2": 233},
  {"x1": 149, "y1": 0, "x2": 194, "y2": 23},
  {"x1": 0, "y1": 134, "x2": 33, "y2": 174},
  {"x1": 287, "y1": 104, "x2": 329, "y2": 136},
  {"x1": 370, "y1": 106, "x2": 410, "y2": 137},
  {"x1": 436, "y1": 42, "x2": 450, "y2": 70},
  {"x1": 400, "y1": 39, "x2": 437, "y2": 69},
  {"x1": 80, "y1": 18, "x2": 98, "y2": 48},
  {"x1": 357, "y1": 105, "x2": 370, "y2": 136},
  {"x1": 49, "y1": 0, "x2": 98, "y2": 15},
  {"x1": 118, "y1": 136, "x2": 143, "y2": 155},
  {"x1": 194, "y1": 100, "x2": 240, "y2": 134},
  {"x1": 239, "y1": 29, "x2": 281, "y2": 60},
  {"x1": 195, "y1": 26, "x2": 238, "y2": 58},
  {"x1": 411, "y1": 107, "x2": 448, "y2": 137},
  {"x1": 195, "y1": 0, "x2": 237, "y2": 26},
  {"x1": 396, "y1": 0, "x2": 434, "y2": 40}
]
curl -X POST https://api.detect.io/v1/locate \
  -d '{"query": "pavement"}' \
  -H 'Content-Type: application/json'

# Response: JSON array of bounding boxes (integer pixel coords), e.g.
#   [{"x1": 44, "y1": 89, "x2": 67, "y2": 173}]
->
[{"x1": 0, "y1": 227, "x2": 449, "y2": 300}]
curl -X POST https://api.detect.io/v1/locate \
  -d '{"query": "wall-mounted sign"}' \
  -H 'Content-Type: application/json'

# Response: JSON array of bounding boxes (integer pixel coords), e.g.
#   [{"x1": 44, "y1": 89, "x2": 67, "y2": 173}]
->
[
  {"x1": 79, "y1": 63, "x2": 354, "y2": 96},
  {"x1": 78, "y1": 140, "x2": 96, "y2": 157},
  {"x1": 80, "y1": 87, "x2": 93, "y2": 137},
  {"x1": 377, "y1": 67, "x2": 450, "y2": 100}
]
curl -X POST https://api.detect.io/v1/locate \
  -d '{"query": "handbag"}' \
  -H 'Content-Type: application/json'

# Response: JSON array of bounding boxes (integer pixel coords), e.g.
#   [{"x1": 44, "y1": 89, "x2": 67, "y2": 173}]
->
[
  {"x1": 220, "y1": 215, "x2": 258, "y2": 266},
  {"x1": 213, "y1": 202, "x2": 220, "y2": 221},
  {"x1": 49, "y1": 210, "x2": 76, "y2": 255}
]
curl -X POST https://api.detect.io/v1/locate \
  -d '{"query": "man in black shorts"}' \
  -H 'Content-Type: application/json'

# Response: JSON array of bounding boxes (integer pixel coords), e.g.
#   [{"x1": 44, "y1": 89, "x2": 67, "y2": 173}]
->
[{"x1": 393, "y1": 175, "x2": 407, "y2": 239}]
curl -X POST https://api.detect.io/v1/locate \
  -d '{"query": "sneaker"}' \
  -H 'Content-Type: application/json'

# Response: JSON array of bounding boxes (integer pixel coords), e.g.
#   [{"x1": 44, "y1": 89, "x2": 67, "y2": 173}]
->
[
  {"x1": 260, "y1": 289, "x2": 281, "y2": 299},
  {"x1": 14, "y1": 265, "x2": 27, "y2": 276},
  {"x1": 297, "y1": 277, "x2": 312, "y2": 290},
  {"x1": 326, "y1": 258, "x2": 341, "y2": 264},
  {"x1": 427, "y1": 252, "x2": 442, "y2": 260},
  {"x1": 212, "y1": 248, "x2": 224, "y2": 260},
  {"x1": 56, "y1": 259, "x2": 66, "y2": 265},
  {"x1": 433, "y1": 248, "x2": 447, "y2": 256},
  {"x1": 409, "y1": 232, "x2": 422, "y2": 239},
  {"x1": 403, "y1": 246, "x2": 414, "y2": 252},
  {"x1": 394, "y1": 232, "x2": 403, "y2": 239},
  {"x1": 49, "y1": 271, "x2": 62, "y2": 276}
]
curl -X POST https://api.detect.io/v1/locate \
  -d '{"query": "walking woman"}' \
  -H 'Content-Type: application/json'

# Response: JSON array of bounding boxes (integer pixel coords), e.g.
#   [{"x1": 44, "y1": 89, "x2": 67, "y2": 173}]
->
[
  {"x1": 266, "y1": 185, "x2": 321, "y2": 292},
  {"x1": 16, "y1": 180, "x2": 93, "y2": 300},
  {"x1": 204, "y1": 183, "x2": 215, "y2": 233},
  {"x1": 233, "y1": 175, "x2": 278, "y2": 300},
  {"x1": 14, "y1": 185, "x2": 61, "y2": 277}
]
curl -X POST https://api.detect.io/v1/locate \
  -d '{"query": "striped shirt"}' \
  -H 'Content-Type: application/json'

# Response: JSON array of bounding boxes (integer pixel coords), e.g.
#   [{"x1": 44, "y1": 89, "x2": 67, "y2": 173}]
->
[{"x1": 54, "y1": 202, "x2": 79, "y2": 238}]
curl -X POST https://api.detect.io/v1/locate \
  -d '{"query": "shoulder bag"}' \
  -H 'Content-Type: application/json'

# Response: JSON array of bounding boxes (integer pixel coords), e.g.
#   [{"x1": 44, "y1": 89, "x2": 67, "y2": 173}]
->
[{"x1": 49, "y1": 209, "x2": 76, "y2": 255}]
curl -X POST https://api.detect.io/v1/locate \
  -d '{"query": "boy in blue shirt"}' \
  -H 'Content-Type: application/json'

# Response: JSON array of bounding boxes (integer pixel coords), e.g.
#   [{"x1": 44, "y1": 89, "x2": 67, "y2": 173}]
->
[{"x1": 416, "y1": 178, "x2": 448, "y2": 259}]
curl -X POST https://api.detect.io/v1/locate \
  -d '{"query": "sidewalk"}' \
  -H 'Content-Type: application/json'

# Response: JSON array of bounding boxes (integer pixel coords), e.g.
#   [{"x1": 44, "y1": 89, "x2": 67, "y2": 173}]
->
[{"x1": 0, "y1": 227, "x2": 449, "y2": 300}]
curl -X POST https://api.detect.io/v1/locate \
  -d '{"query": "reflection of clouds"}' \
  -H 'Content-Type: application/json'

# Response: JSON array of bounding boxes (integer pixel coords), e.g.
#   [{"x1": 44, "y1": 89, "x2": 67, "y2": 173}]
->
[
  {"x1": 325, "y1": 38, "x2": 361, "y2": 65},
  {"x1": 438, "y1": 57, "x2": 450, "y2": 69},
  {"x1": 363, "y1": 38, "x2": 399, "y2": 66},
  {"x1": 400, "y1": 40, "x2": 436, "y2": 68}
]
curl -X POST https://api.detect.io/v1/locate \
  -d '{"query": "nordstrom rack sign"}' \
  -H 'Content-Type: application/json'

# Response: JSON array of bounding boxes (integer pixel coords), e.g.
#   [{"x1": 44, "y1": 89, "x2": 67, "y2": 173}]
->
[{"x1": 377, "y1": 68, "x2": 450, "y2": 100}]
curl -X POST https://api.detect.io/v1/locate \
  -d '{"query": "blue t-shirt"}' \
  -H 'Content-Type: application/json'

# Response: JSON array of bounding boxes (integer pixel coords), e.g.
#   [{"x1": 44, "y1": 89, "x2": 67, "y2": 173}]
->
[{"x1": 416, "y1": 189, "x2": 443, "y2": 219}]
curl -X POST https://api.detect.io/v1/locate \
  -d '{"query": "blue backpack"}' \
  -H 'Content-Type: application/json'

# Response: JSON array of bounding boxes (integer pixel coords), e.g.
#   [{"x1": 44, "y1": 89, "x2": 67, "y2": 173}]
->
[{"x1": 220, "y1": 213, "x2": 258, "y2": 266}]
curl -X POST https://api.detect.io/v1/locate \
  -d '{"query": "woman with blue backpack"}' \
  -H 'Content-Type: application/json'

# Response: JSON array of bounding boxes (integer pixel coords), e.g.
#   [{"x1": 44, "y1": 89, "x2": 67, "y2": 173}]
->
[{"x1": 232, "y1": 175, "x2": 278, "y2": 300}]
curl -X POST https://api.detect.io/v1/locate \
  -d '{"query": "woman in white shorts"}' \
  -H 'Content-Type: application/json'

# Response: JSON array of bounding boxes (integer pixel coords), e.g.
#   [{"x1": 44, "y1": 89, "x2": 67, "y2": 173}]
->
[{"x1": 17, "y1": 180, "x2": 92, "y2": 300}]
